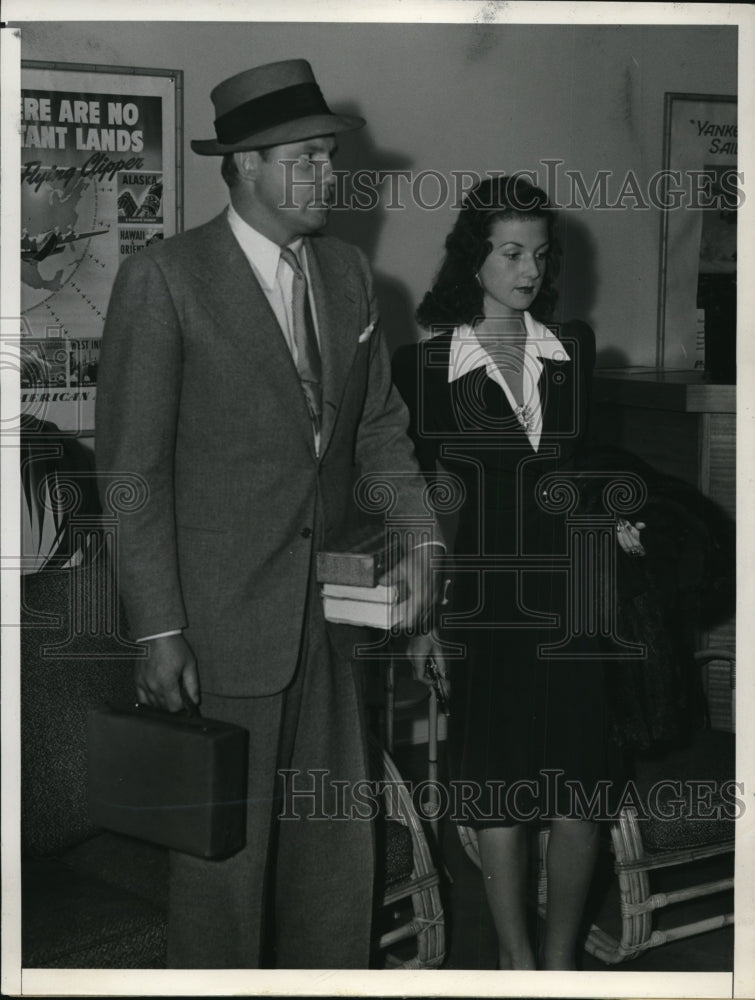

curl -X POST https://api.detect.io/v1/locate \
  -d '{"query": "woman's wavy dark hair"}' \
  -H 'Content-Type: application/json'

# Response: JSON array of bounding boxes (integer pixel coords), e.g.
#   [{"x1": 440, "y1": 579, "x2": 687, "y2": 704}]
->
[{"x1": 416, "y1": 174, "x2": 560, "y2": 330}]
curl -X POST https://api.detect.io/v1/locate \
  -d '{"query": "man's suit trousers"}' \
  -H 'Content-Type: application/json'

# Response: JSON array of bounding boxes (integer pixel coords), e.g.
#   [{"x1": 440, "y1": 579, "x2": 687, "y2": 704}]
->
[{"x1": 166, "y1": 587, "x2": 375, "y2": 969}]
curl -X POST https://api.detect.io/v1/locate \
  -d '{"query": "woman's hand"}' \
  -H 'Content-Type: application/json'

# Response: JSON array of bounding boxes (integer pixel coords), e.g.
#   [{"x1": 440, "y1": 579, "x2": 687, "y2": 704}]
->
[{"x1": 616, "y1": 518, "x2": 646, "y2": 557}]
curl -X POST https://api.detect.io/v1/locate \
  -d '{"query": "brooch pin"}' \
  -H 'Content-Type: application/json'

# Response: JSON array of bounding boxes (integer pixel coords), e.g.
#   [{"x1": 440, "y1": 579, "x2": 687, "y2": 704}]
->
[{"x1": 513, "y1": 403, "x2": 534, "y2": 433}]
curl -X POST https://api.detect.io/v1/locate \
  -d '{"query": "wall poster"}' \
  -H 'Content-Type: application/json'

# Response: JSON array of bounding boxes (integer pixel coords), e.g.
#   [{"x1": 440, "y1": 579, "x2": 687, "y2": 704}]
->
[
  {"x1": 656, "y1": 93, "x2": 738, "y2": 379},
  {"x1": 19, "y1": 61, "x2": 183, "y2": 433}
]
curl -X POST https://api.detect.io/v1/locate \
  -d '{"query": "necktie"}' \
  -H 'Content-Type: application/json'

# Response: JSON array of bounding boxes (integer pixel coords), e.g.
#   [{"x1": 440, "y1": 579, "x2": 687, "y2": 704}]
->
[{"x1": 279, "y1": 246, "x2": 322, "y2": 435}]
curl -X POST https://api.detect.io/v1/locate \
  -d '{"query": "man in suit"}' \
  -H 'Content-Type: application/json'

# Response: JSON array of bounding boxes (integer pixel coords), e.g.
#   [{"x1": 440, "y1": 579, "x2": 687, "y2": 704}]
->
[{"x1": 96, "y1": 59, "x2": 439, "y2": 969}]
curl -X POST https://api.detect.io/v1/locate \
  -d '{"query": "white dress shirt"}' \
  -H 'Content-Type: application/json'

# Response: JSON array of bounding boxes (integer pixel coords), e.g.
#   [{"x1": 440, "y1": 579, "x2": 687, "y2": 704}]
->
[
  {"x1": 447, "y1": 311, "x2": 570, "y2": 453},
  {"x1": 226, "y1": 202, "x2": 321, "y2": 360}
]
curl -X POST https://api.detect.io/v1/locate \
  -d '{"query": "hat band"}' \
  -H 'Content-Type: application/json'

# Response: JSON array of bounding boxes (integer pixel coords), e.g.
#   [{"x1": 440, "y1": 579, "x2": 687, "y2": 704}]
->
[{"x1": 214, "y1": 82, "x2": 332, "y2": 144}]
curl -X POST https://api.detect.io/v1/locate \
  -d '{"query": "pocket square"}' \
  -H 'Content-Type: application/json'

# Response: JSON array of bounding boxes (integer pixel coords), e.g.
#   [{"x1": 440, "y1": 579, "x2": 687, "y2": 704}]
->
[{"x1": 358, "y1": 320, "x2": 377, "y2": 344}]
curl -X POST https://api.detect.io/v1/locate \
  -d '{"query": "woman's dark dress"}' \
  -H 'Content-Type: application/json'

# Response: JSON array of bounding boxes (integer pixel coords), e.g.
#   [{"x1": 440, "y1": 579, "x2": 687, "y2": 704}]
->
[{"x1": 392, "y1": 321, "x2": 620, "y2": 827}]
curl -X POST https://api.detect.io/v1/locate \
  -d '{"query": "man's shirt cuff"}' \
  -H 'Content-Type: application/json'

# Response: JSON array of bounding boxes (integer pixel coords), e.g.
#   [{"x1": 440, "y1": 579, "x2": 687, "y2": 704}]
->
[
  {"x1": 412, "y1": 540, "x2": 447, "y2": 552},
  {"x1": 136, "y1": 629, "x2": 182, "y2": 643}
]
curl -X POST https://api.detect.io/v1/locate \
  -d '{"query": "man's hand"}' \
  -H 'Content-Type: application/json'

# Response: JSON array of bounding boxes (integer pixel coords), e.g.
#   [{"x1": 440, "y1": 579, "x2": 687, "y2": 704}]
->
[
  {"x1": 403, "y1": 631, "x2": 441, "y2": 682},
  {"x1": 380, "y1": 542, "x2": 440, "y2": 631},
  {"x1": 135, "y1": 633, "x2": 200, "y2": 712}
]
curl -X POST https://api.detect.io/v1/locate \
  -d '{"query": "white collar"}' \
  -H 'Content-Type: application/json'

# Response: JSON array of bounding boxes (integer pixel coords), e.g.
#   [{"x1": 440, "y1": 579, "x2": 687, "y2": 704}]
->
[
  {"x1": 448, "y1": 312, "x2": 570, "y2": 382},
  {"x1": 227, "y1": 203, "x2": 304, "y2": 290}
]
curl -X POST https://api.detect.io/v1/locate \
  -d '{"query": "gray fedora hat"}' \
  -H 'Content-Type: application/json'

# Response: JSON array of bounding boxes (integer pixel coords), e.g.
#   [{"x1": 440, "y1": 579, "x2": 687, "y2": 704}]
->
[{"x1": 191, "y1": 58, "x2": 365, "y2": 155}]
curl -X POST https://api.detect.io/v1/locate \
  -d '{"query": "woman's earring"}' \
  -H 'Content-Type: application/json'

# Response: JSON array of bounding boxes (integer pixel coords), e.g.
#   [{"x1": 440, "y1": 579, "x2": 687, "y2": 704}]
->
[{"x1": 474, "y1": 272, "x2": 482, "y2": 287}]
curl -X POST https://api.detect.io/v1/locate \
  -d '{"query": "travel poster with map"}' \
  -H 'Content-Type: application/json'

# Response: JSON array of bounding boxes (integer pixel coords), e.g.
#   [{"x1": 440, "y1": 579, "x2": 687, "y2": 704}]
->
[{"x1": 19, "y1": 63, "x2": 181, "y2": 432}]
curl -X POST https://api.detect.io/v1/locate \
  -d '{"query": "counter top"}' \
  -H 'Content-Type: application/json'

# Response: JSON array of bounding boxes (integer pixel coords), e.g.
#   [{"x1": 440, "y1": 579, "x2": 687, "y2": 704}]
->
[{"x1": 593, "y1": 368, "x2": 735, "y2": 413}]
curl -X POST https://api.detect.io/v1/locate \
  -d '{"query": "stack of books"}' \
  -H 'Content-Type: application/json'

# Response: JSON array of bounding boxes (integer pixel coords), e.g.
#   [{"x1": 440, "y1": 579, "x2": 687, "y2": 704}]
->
[
  {"x1": 317, "y1": 537, "x2": 400, "y2": 628},
  {"x1": 320, "y1": 581, "x2": 400, "y2": 629}
]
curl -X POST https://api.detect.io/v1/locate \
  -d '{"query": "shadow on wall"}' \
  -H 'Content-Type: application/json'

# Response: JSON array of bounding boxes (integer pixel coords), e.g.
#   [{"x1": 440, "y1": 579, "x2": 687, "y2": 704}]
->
[
  {"x1": 556, "y1": 211, "x2": 633, "y2": 367},
  {"x1": 596, "y1": 346, "x2": 634, "y2": 367},
  {"x1": 325, "y1": 101, "x2": 421, "y2": 355},
  {"x1": 555, "y1": 211, "x2": 598, "y2": 324}
]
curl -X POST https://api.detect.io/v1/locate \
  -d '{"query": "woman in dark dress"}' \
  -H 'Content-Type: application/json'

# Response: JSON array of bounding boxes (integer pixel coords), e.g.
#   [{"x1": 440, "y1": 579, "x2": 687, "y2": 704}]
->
[{"x1": 392, "y1": 175, "x2": 643, "y2": 970}]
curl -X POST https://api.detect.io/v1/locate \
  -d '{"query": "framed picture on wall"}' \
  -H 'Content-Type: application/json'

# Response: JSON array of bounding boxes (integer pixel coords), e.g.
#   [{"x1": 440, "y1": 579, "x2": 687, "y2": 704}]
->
[
  {"x1": 19, "y1": 61, "x2": 184, "y2": 434},
  {"x1": 656, "y1": 92, "x2": 738, "y2": 380}
]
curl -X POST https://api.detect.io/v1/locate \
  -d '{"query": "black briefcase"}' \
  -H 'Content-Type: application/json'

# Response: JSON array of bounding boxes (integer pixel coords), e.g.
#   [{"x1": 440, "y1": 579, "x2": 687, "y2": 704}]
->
[{"x1": 87, "y1": 703, "x2": 249, "y2": 859}]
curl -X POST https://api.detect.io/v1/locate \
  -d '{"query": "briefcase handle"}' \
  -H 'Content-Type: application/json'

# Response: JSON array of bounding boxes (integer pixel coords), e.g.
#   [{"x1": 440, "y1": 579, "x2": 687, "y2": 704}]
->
[
  {"x1": 180, "y1": 685, "x2": 200, "y2": 718},
  {"x1": 133, "y1": 684, "x2": 201, "y2": 720}
]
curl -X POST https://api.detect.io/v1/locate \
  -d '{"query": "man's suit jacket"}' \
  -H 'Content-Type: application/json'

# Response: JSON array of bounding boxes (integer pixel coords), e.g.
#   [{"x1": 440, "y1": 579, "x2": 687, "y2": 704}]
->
[{"x1": 96, "y1": 211, "x2": 429, "y2": 697}]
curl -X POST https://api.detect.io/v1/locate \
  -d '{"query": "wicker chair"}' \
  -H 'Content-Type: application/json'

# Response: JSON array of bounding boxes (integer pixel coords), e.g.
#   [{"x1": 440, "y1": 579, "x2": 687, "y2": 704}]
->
[
  {"x1": 370, "y1": 736, "x2": 445, "y2": 969},
  {"x1": 458, "y1": 649, "x2": 735, "y2": 966},
  {"x1": 577, "y1": 648, "x2": 735, "y2": 963}
]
